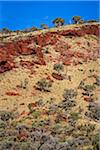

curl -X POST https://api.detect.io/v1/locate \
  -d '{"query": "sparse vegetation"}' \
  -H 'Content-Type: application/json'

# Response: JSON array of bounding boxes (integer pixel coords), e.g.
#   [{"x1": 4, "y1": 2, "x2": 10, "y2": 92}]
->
[
  {"x1": 35, "y1": 78, "x2": 52, "y2": 92},
  {"x1": 72, "y1": 16, "x2": 81, "y2": 24},
  {"x1": 19, "y1": 78, "x2": 29, "y2": 89},
  {"x1": 95, "y1": 76, "x2": 100, "y2": 86},
  {"x1": 52, "y1": 17, "x2": 65, "y2": 27},
  {"x1": 86, "y1": 20, "x2": 97, "y2": 23},
  {"x1": 40, "y1": 24, "x2": 48, "y2": 29},
  {"x1": 23, "y1": 26, "x2": 39, "y2": 32},
  {"x1": 0, "y1": 14, "x2": 99, "y2": 150},
  {"x1": 78, "y1": 20, "x2": 85, "y2": 24},
  {"x1": 77, "y1": 123, "x2": 95, "y2": 133},
  {"x1": 63, "y1": 89, "x2": 77, "y2": 100},
  {"x1": 32, "y1": 110, "x2": 40, "y2": 119},
  {"x1": 1, "y1": 28, "x2": 12, "y2": 33},
  {"x1": 58, "y1": 89, "x2": 77, "y2": 112},
  {"x1": 0, "y1": 17, "x2": 98, "y2": 34},
  {"x1": 0, "y1": 111, "x2": 14, "y2": 121},
  {"x1": 86, "y1": 102, "x2": 100, "y2": 121},
  {"x1": 92, "y1": 131, "x2": 100, "y2": 150},
  {"x1": 70, "y1": 112, "x2": 80, "y2": 121},
  {"x1": 68, "y1": 112, "x2": 80, "y2": 127},
  {"x1": 78, "y1": 80, "x2": 85, "y2": 89},
  {"x1": 53, "y1": 63, "x2": 64, "y2": 75}
]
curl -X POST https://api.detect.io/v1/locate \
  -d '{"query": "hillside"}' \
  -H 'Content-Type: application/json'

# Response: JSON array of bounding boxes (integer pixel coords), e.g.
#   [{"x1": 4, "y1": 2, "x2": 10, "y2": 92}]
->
[{"x1": 0, "y1": 23, "x2": 100, "y2": 150}]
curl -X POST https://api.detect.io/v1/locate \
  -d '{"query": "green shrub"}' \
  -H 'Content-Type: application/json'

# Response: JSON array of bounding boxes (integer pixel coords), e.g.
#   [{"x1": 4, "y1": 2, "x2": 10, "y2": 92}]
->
[
  {"x1": 70, "y1": 112, "x2": 80, "y2": 121},
  {"x1": 53, "y1": 63, "x2": 64, "y2": 75},
  {"x1": 78, "y1": 20, "x2": 85, "y2": 24},
  {"x1": 32, "y1": 110, "x2": 40, "y2": 119},
  {"x1": 36, "y1": 78, "x2": 52, "y2": 92},
  {"x1": 1, "y1": 28, "x2": 11, "y2": 33},
  {"x1": 92, "y1": 131, "x2": 100, "y2": 150},
  {"x1": 78, "y1": 80, "x2": 85, "y2": 89},
  {"x1": 95, "y1": 76, "x2": 100, "y2": 86},
  {"x1": 86, "y1": 20, "x2": 97, "y2": 23},
  {"x1": 0, "y1": 140, "x2": 14, "y2": 149},
  {"x1": 0, "y1": 120, "x2": 6, "y2": 128},
  {"x1": 40, "y1": 24, "x2": 48, "y2": 29},
  {"x1": 0, "y1": 111, "x2": 14, "y2": 121},
  {"x1": 63, "y1": 89, "x2": 77, "y2": 100},
  {"x1": 86, "y1": 102, "x2": 100, "y2": 121},
  {"x1": 83, "y1": 84, "x2": 96, "y2": 92},
  {"x1": 77, "y1": 123, "x2": 95, "y2": 133}
]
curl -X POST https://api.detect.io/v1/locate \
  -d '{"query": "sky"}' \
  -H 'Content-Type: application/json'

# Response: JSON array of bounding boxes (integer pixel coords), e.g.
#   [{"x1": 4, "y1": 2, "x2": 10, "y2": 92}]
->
[{"x1": 0, "y1": 1, "x2": 99, "y2": 30}]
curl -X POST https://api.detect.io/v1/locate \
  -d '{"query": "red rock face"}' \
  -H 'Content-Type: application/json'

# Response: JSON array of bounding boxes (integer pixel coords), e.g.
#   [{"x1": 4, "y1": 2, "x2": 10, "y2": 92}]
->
[
  {"x1": 20, "y1": 60, "x2": 34, "y2": 69},
  {"x1": 0, "y1": 59, "x2": 15, "y2": 73},
  {"x1": 33, "y1": 47, "x2": 46, "y2": 65},
  {"x1": 58, "y1": 24, "x2": 99, "y2": 36},
  {"x1": 0, "y1": 24, "x2": 99, "y2": 73},
  {"x1": 60, "y1": 50, "x2": 100, "y2": 66},
  {"x1": 5, "y1": 91, "x2": 20, "y2": 96},
  {"x1": 52, "y1": 73, "x2": 64, "y2": 80}
]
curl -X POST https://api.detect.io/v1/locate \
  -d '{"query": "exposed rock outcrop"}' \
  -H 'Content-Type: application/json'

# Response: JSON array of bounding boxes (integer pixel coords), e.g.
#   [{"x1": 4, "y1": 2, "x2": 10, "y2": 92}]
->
[{"x1": 0, "y1": 23, "x2": 99, "y2": 73}]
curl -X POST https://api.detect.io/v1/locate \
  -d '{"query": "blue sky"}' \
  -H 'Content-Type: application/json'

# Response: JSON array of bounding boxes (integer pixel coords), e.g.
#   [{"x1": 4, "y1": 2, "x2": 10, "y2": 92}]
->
[{"x1": 0, "y1": 1, "x2": 99, "y2": 30}]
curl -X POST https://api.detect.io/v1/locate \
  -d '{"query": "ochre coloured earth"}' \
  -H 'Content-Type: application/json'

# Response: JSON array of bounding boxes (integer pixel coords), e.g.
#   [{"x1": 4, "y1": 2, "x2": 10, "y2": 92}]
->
[{"x1": 0, "y1": 23, "x2": 100, "y2": 150}]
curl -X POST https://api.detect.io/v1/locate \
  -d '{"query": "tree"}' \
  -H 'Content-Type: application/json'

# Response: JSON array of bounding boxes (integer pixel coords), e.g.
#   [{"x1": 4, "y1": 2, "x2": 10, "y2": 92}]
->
[
  {"x1": 52, "y1": 18, "x2": 65, "y2": 27},
  {"x1": 72, "y1": 16, "x2": 81, "y2": 24},
  {"x1": 40, "y1": 24, "x2": 48, "y2": 29},
  {"x1": 1, "y1": 28, "x2": 11, "y2": 33}
]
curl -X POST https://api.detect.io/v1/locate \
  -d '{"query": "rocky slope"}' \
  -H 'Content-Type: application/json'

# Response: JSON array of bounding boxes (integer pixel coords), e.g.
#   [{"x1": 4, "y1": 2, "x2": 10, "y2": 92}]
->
[
  {"x1": 0, "y1": 23, "x2": 100, "y2": 150},
  {"x1": 0, "y1": 23, "x2": 99, "y2": 73}
]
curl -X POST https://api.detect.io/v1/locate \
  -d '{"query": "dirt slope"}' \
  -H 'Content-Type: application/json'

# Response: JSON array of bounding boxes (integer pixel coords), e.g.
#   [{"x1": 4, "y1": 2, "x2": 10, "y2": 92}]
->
[{"x1": 0, "y1": 23, "x2": 100, "y2": 150}]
